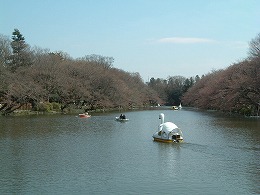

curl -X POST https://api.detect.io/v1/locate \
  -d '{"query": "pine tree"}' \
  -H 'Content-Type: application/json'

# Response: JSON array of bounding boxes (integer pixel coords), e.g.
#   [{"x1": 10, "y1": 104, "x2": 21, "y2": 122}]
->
[{"x1": 8, "y1": 29, "x2": 31, "y2": 72}]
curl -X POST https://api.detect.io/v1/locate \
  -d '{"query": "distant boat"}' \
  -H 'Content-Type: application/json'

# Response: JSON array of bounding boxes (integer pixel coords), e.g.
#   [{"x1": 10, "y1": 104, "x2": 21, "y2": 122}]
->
[
  {"x1": 172, "y1": 106, "x2": 179, "y2": 110},
  {"x1": 78, "y1": 113, "x2": 91, "y2": 118},
  {"x1": 172, "y1": 103, "x2": 182, "y2": 110},
  {"x1": 115, "y1": 117, "x2": 129, "y2": 122}
]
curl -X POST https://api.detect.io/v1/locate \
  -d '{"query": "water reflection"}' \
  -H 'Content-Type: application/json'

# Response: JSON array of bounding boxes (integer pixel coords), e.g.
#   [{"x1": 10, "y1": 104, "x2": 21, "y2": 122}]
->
[{"x1": 154, "y1": 142, "x2": 181, "y2": 181}]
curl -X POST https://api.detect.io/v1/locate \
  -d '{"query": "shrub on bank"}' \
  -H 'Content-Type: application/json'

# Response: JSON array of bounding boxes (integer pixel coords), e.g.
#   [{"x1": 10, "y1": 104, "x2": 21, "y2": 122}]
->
[
  {"x1": 51, "y1": 102, "x2": 61, "y2": 110},
  {"x1": 35, "y1": 102, "x2": 53, "y2": 112}
]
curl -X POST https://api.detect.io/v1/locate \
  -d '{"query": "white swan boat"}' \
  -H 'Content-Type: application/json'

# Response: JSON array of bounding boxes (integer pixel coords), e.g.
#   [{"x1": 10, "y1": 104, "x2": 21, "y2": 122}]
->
[{"x1": 152, "y1": 113, "x2": 183, "y2": 143}]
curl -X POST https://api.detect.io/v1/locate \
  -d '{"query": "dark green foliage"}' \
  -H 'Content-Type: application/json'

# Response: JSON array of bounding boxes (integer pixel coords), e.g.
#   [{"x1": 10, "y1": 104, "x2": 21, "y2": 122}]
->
[
  {"x1": 8, "y1": 29, "x2": 32, "y2": 72},
  {"x1": 35, "y1": 102, "x2": 53, "y2": 112},
  {"x1": 11, "y1": 29, "x2": 26, "y2": 53},
  {"x1": 51, "y1": 102, "x2": 61, "y2": 110},
  {"x1": 148, "y1": 76, "x2": 195, "y2": 106}
]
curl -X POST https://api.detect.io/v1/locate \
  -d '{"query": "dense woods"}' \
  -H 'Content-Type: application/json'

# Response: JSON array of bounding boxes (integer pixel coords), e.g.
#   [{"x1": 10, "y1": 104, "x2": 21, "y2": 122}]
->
[
  {"x1": 147, "y1": 75, "x2": 200, "y2": 106},
  {"x1": 182, "y1": 33, "x2": 260, "y2": 116},
  {"x1": 0, "y1": 29, "x2": 160, "y2": 115},
  {"x1": 0, "y1": 29, "x2": 259, "y2": 116}
]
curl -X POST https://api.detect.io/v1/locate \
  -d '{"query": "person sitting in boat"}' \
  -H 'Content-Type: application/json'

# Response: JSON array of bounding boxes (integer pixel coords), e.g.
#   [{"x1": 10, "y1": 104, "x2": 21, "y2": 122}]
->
[
  {"x1": 84, "y1": 109, "x2": 89, "y2": 115},
  {"x1": 119, "y1": 114, "x2": 126, "y2": 119}
]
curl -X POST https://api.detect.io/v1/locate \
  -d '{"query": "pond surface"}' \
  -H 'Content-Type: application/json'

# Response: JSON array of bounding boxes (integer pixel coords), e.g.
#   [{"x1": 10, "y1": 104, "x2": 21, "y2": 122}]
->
[{"x1": 0, "y1": 108, "x2": 259, "y2": 194}]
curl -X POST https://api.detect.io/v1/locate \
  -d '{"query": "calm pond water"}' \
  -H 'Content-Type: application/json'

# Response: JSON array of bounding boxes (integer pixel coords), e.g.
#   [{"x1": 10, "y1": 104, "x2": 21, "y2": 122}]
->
[{"x1": 0, "y1": 108, "x2": 259, "y2": 194}]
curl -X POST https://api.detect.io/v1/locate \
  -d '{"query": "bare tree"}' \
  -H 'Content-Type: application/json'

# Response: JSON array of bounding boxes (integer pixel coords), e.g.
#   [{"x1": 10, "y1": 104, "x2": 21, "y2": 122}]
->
[
  {"x1": 248, "y1": 33, "x2": 260, "y2": 59},
  {"x1": 0, "y1": 34, "x2": 12, "y2": 67}
]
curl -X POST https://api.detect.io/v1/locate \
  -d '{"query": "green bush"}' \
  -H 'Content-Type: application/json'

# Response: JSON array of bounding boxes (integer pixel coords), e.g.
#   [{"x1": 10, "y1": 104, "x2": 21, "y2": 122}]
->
[
  {"x1": 239, "y1": 105, "x2": 252, "y2": 116},
  {"x1": 37, "y1": 102, "x2": 53, "y2": 112},
  {"x1": 51, "y1": 102, "x2": 61, "y2": 110}
]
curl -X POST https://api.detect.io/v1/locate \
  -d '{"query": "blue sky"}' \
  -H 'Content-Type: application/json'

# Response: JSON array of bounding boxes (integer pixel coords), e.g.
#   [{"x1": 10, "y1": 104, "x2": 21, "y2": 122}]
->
[{"x1": 1, "y1": 0, "x2": 259, "y2": 81}]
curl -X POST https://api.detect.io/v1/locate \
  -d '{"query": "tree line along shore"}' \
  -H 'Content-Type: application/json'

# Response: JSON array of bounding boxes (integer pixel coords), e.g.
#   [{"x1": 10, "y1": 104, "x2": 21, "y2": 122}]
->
[{"x1": 0, "y1": 29, "x2": 259, "y2": 116}]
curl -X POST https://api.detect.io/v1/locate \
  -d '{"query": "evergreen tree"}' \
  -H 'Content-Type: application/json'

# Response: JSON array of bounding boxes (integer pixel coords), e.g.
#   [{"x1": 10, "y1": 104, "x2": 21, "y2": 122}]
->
[
  {"x1": 183, "y1": 77, "x2": 194, "y2": 93},
  {"x1": 8, "y1": 29, "x2": 31, "y2": 72}
]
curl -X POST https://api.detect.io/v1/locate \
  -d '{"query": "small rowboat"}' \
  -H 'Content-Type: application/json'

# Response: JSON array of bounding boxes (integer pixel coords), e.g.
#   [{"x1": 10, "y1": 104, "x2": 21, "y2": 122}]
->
[
  {"x1": 115, "y1": 117, "x2": 129, "y2": 122},
  {"x1": 79, "y1": 113, "x2": 91, "y2": 118}
]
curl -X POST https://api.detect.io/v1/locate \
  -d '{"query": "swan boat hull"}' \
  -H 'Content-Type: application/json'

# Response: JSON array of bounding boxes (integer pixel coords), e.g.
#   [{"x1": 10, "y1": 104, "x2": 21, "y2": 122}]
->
[
  {"x1": 153, "y1": 132, "x2": 183, "y2": 143},
  {"x1": 153, "y1": 137, "x2": 183, "y2": 143}
]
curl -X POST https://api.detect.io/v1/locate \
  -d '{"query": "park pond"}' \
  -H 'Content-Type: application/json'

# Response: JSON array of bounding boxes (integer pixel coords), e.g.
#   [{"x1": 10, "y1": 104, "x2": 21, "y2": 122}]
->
[{"x1": 0, "y1": 108, "x2": 259, "y2": 194}]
